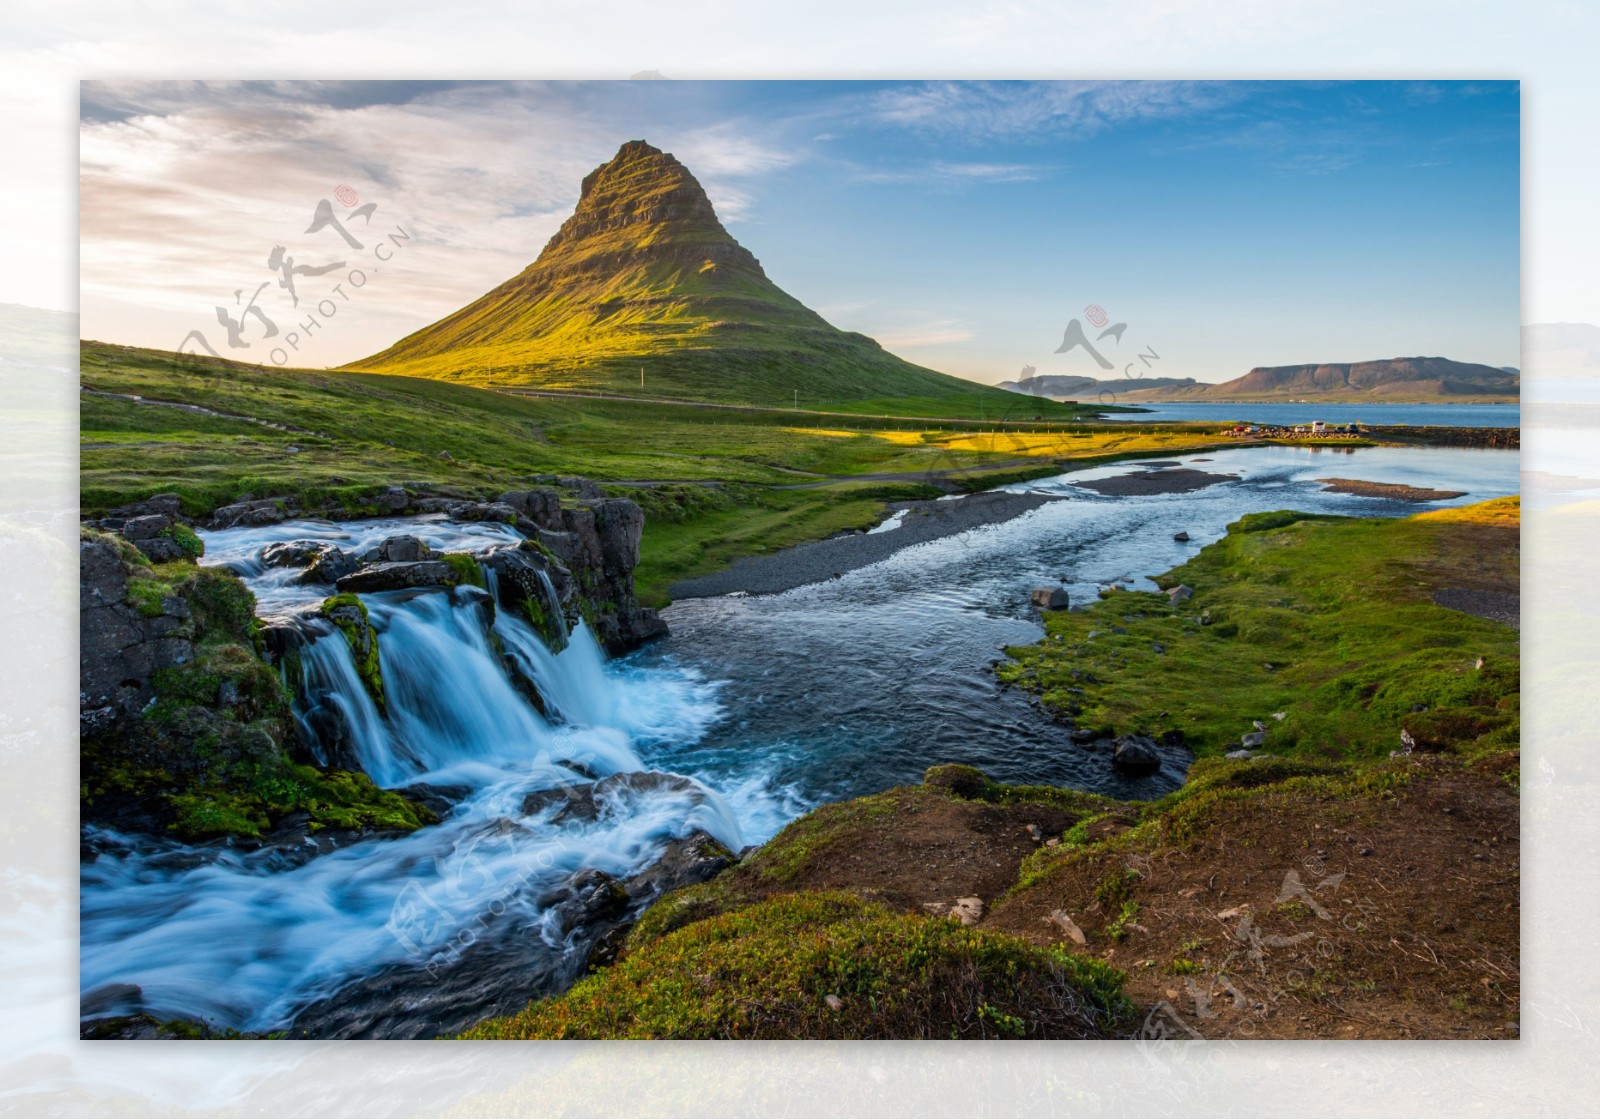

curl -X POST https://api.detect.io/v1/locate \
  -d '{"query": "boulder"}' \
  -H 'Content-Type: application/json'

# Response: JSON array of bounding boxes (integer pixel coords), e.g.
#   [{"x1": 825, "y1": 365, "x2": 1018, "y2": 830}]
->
[
  {"x1": 1030, "y1": 585, "x2": 1071, "y2": 611},
  {"x1": 211, "y1": 499, "x2": 289, "y2": 529},
  {"x1": 1111, "y1": 734, "x2": 1162, "y2": 775},
  {"x1": 587, "y1": 498, "x2": 646, "y2": 574},
  {"x1": 1166, "y1": 584, "x2": 1194, "y2": 604},
  {"x1": 373, "y1": 485, "x2": 411, "y2": 513},
  {"x1": 1241, "y1": 731, "x2": 1267, "y2": 749},
  {"x1": 301, "y1": 546, "x2": 361, "y2": 585},
  {"x1": 923, "y1": 763, "x2": 991, "y2": 798},
  {"x1": 1173, "y1": 531, "x2": 1191, "y2": 542},
  {"x1": 335, "y1": 561, "x2": 454, "y2": 593},
  {"x1": 262, "y1": 540, "x2": 327, "y2": 568},
  {"x1": 623, "y1": 830, "x2": 738, "y2": 898},
  {"x1": 496, "y1": 488, "x2": 562, "y2": 527},
  {"x1": 367, "y1": 535, "x2": 431, "y2": 563},
  {"x1": 949, "y1": 897, "x2": 984, "y2": 926}
]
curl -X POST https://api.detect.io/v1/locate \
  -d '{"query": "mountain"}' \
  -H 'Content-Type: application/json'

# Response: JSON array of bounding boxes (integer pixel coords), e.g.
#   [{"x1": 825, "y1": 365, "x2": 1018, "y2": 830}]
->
[
  {"x1": 347, "y1": 140, "x2": 1032, "y2": 412},
  {"x1": 1121, "y1": 357, "x2": 1519, "y2": 403},
  {"x1": 997, "y1": 373, "x2": 1199, "y2": 400}
]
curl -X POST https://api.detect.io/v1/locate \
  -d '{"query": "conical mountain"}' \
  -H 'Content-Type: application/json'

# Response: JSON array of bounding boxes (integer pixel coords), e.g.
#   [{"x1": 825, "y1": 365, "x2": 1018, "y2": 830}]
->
[{"x1": 347, "y1": 140, "x2": 1013, "y2": 408}]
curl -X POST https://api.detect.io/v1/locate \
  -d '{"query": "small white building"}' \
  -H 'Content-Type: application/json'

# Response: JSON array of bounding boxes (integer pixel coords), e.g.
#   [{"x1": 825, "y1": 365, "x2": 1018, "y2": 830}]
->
[{"x1": 1310, "y1": 420, "x2": 1327, "y2": 435}]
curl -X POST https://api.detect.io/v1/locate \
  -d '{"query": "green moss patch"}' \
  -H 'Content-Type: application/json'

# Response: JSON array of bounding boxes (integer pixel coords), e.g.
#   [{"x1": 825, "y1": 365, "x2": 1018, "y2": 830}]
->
[{"x1": 461, "y1": 892, "x2": 1130, "y2": 1040}]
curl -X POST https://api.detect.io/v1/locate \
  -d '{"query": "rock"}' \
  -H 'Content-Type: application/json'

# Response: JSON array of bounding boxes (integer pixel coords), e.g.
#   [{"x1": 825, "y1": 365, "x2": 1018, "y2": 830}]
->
[
  {"x1": 496, "y1": 488, "x2": 562, "y2": 527},
  {"x1": 824, "y1": 994, "x2": 844, "y2": 1012},
  {"x1": 1166, "y1": 584, "x2": 1193, "y2": 604},
  {"x1": 1026, "y1": 823, "x2": 1043, "y2": 841},
  {"x1": 1252, "y1": 719, "x2": 1267, "y2": 731},
  {"x1": 335, "y1": 561, "x2": 454, "y2": 593},
  {"x1": 368, "y1": 535, "x2": 431, "y2": 563},
  {"x1": 1111, "y1": 734, "x2": 1162, "y2": 775},
  {"x1": 623, "y1": 829, "x2": 738, "y2": 898},
  {"x1": 79, "y1": 536, "x2": 195, "y2": 725},
  {"x1": 1070, "y1": 728, "x2": 1098, "y2": 744},
  {"x1": 1226, "y1": 749, "x2": 1253, "y2": 760},
  {"x1": 1151, "y1": 642, "x2": 1165, "y2": 654},
  {"x1": 1398, "y1": 728, "x2": 1417, "y2": 754},
  {"x1": 110, "y1": 494, "x2": 183, "y2": 520},
  {"x1": 1173, "y1": 531, "x2": 1190, "y2": 542},
  {"x1": 949, "y1": 897, "x2": 984, "y2": 926},
  {"x1": 1272, "y1": 712, "x2": 1287, "y2": 721},
  {"x1": 135, "y1": 535, "x2": 190, "y2": 563},
  {"x1": 1215, "y1": 906, "x2": 1249, "y2": 921},
  {"x1": 1030, "y1": 585, "x2": 1070, "y2": 611},
  {"x1": 1045, "y1": 910, "x2": 1088, "y2": 945},
  {"x1": 120, "y1": 514, "x2": 174, "y2": 541},
  {"x1": 262, "y1": 540, "x2": 327, "y2": 568},
  {"x1": 1241, "y1": 731, "x2": 1266, "y2": 748},
  {"x1": 587, "y1": 498, "x2": 646, "y2": 574},
  {"x1": 210, "y1": 498, "x2": 289, "y2": 529},
  {"x1": 374, "y1": 485, "x2": 411, "y2": 513},
  {"x1": 301, "y1": 546, "x2": 361, "y2": 585},
  {"x1": 436, "y1": 450, "x2": 454, "y2": 462}
]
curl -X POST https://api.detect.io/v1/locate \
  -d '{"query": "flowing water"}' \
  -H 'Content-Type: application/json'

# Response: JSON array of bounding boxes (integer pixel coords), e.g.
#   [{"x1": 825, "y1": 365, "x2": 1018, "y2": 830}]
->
[{"x1": 78, "y1": 444, "x2": 1518, "y2": 1036}]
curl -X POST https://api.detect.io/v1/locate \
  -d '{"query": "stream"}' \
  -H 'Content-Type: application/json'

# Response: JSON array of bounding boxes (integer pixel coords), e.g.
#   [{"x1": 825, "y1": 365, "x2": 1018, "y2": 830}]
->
[{"x1": 78, "y1": 443, "x2": 1518, "y2": 1037}]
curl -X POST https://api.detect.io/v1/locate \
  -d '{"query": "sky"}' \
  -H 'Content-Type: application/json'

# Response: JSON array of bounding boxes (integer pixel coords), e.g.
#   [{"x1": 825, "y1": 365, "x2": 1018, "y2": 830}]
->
[{"x1": 78, "y1": 79, "x2": 1521, "y2": 386}]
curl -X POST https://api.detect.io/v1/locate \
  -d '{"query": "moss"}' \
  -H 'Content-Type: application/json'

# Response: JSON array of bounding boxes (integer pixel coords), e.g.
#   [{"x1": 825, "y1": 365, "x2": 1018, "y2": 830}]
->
[
  {"x1": 320, "y1": 593, "x2": 384, "y2": 712},
  {"x1": 161, "y1": 522, "x2": 206, "y2": 558},
  {"x1": 461, "y1": 892, "x2": 1131, "y2": 1040},
  {"x1": 440, "y1": 552, "x2": 485, "y2": 588},
  {"x1": 167, "y1": 762, "x2": 436, "y2": 840}
]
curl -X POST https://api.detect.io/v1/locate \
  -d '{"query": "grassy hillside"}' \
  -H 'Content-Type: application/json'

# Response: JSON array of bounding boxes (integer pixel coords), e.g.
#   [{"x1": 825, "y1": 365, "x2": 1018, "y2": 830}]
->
[
  {"x1": 82, "y1": 341, "x2": 1243, "y2": 603},
  {"x1": 344, "y1": 140, "x2": 1056, "y2": 414}
]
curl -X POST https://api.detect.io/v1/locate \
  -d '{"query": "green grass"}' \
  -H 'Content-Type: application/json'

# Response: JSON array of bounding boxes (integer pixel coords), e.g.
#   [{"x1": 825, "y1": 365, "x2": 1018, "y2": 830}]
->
[
  {"x1": 459, "y1": 891, "x2": 1131, "y2": 1040},
  {"x1": 82, "y1": 341, "x2": 1242, "y2": 605},
  {"x1": 997, "y1": 498, "x2": 1521, "y2": 763}
]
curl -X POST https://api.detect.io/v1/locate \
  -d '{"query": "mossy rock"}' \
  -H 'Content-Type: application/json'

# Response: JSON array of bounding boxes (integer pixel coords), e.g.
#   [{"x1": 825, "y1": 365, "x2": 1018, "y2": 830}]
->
[
  {"x1": 320, "y1": 593, "x2": 385, "y2": 712},
  {"x1": 922, "y1": 763, "x2": 990, "y2": 799}
]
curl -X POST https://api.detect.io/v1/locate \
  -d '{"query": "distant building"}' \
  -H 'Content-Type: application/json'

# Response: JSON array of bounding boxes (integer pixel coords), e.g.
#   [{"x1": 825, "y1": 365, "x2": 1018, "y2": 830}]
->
[{"x1": 1311, "y1": 420, "x2": 1327, "y2": 435}]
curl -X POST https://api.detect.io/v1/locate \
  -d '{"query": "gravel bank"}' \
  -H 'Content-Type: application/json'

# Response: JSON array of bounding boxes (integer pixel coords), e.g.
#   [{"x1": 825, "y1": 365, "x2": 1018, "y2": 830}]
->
[
  {"x1": 668, "y1": 490, "x2": 1061, "y2": 599},
  {"x1": 1070, "y1": 468, "x2": 1238, "y2": 497}
]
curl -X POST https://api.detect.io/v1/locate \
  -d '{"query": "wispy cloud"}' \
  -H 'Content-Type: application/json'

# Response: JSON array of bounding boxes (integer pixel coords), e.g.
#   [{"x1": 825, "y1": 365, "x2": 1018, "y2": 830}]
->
[
  {"x1": 859, "y1": 160, "x2": 1048, "y2": 185},
  {"x1": 867, "y1": 80, "x2": 1241, "y2": 139}
]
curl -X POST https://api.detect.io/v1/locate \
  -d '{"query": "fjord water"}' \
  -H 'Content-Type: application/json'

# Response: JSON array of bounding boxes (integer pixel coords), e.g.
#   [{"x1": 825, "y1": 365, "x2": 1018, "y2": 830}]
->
[
  {"x1": 1111, "y1": 401, "x2": 1519, "y2": 427},
  {"x1": 78, "y1": 443, "x2": 1517, "y2": 1035}
]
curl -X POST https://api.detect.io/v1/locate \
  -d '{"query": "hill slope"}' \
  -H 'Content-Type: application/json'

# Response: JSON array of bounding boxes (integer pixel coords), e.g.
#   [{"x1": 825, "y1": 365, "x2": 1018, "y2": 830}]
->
[
  {"x1": 1123, "y1": 356, "x2": 1518, "y2": 403},
  {"x1": 997, "y1": 373, "x2": 1199, "y2": 400},
  {"x1": 347, "y1": 140, "x2": 1039, "y2": 413}
]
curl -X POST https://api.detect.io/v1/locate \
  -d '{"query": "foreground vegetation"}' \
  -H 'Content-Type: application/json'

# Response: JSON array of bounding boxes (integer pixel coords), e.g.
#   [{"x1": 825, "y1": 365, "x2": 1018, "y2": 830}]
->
[{"x1": 466, "y1": 500, "x2": 1518, "y2": 1039}]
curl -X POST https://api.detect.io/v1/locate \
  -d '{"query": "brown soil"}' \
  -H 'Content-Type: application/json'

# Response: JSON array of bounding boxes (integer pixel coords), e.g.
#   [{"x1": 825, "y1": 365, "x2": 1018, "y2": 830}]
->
[
  {"x1": 984, "y1": 756, "x2": 1519, "y2": 1039},
  {"x1": 1316, "y1": 478, "x2": 1467, "y2": 501},
  {"x1": 1074, "y1": 468, "x2": 1238, "y2": 497}
]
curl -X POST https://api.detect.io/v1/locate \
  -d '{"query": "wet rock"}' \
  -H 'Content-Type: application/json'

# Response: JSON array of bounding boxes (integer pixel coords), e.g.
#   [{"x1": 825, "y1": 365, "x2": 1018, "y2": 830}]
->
[
  {"x1": 262, "y1": 540, "x2": 327, "y2": 568},
  {"x1": 211, "y1": 498, "x2": 290, "y2": 529},
  {"x1": 301, "y1": 546, "x2": 360, "y2": 585},
  {"x1": 623, "y1": 830, "x2": 738, "y2": 899},
  {"x1": 367, "y1": 535, "x2": 431, "y2": 563},
  {"x1": 1173, "y1": 531, "x2": 1190, "y2": 542},
  {"x1": 374, "y1": 485, "x2": 411, "y2": 513},
  {"x1": 1031, "y1": 585, "x2": 1071, "y2": 611},
  {"x1": 1111, "y1": 734, "x2": 1162, "y2": 775},
  {"x1": 335, "y1": 560, "x2": 454, "y2": 593}
]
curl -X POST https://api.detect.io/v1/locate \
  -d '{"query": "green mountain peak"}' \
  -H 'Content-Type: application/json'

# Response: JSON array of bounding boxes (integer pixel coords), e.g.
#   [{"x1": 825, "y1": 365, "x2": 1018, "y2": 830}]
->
[{"x1": 346, "y1": 140, "x2": 1018, "y2": 409}]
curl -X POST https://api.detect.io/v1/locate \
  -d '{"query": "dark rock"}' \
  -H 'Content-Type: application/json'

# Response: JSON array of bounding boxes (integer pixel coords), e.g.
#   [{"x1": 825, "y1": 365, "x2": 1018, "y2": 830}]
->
[
  {"x1": 395, "y1": 782, "x2": 473, "y2": 820},
  {"x1": 497, "y1": 488, "x2": 562, "y2": 527},
  {"x1": 1173, "y1": 531, "x2": 1190, "y2": 542},
  {"x1": 623, "y1": 830, "x2": 737, "y2": 899},
  {"x1": 335, "y1": 561, "x2": 454, "y2": 593},
  {"x1": 1030, "y1": 585, "x2": 1071, "y2": 610},
  {"x1": 120, "y1": 514, "x2": 174, "y2": 541},
  {"x1": 1241, "y1": 731, "x2": 1266, "y2": 749},
  {"x1": 211, "y1": 498, "x2": 290, "y2": 529},
  {"x1": 1166, "y1": 584, "x2": 1194, "y2": 604},
  {"x1": 79, "y1": 536, "x2": 195, "y2": 726},
  {"x1": 367, "y1": 535, "x2": 431, "y2": 563},
  {"x1": 110, "y1": 494, "x2": 183, "y2": 520},
  {"x1": 135, "y1": 535, "x2": 190, "y2": 563},
  {"x1": 374, "y1": 485, "x2": 411, "y2": 513},
  {"x1": 262, "y1": 540, "x2": 327, "y2": 568},
  {"x1": 1111, "y1": 734, "x2": 1162, "y2": 775},
  {"x1": 301, "y1": 546, "x2": 361, "y2": 585}
]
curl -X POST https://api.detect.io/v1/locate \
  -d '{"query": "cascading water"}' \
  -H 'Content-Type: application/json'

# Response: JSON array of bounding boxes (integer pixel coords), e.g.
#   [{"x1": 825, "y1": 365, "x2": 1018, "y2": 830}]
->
[{"x1": 79, "y1": 516, "x2": 759, "y2": 1038}]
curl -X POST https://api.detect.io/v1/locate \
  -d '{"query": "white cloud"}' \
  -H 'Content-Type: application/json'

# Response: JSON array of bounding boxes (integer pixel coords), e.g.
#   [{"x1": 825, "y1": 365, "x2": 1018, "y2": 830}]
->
[{"x1": 867, "y1": 80, "x2": 1240, "y2": 139}]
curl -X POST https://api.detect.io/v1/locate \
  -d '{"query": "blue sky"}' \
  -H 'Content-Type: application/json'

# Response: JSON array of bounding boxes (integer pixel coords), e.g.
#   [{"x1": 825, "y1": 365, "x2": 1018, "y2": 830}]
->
[{"x1": 80, "y1": 80, "x2": 1520, "y2": 384}]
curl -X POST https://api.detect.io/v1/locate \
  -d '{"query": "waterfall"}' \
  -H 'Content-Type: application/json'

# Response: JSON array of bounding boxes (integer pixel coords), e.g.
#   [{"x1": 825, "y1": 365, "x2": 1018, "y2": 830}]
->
[{"x1": 79, "y1": 516, "x2": 747, "y2": 1036}]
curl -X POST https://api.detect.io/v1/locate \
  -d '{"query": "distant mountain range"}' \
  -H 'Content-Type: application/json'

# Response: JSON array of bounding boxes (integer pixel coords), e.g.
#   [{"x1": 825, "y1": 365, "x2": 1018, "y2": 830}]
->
[
  {"x1": 346, "y1": 140, "x2": 1029, "y2": 411},
  {"x1": 995, "y1": 373, "x2": 1200, "y2": 400},
  {"x1": 1112, "y1": 357, "x2": 1519, "y2": 403}
]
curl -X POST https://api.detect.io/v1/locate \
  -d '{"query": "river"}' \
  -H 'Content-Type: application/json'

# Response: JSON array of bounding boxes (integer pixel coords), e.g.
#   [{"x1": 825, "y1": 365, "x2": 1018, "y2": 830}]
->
[{"x1": 78, "y1": 442, "x2": 1519, "y2": 1037}]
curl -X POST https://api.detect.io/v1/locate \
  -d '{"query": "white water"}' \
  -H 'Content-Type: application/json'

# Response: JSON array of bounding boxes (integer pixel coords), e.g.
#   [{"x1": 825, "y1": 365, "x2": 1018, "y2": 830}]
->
[{"x1": 79, "y1": 519, "x2": 773, "y2": 1032}]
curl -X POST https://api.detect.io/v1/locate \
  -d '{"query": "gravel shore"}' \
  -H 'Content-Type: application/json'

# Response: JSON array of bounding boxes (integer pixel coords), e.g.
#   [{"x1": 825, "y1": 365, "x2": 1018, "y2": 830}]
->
[
  {"x1": 1316, "y1": 478, "x2": 1467, "y2": 501},
  {"x1": 1070, "y1": 467, "x2": 1238, "y2": 497},
  {"x1": 668, "y1": 490, "x2": 1061, "y2": 599}
]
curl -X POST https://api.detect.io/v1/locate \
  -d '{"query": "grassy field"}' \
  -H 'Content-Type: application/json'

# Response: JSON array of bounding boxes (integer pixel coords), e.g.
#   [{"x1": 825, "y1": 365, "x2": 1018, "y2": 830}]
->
[{"x1": 82, "y1": 340, "x2": 1247, "y2": 603}]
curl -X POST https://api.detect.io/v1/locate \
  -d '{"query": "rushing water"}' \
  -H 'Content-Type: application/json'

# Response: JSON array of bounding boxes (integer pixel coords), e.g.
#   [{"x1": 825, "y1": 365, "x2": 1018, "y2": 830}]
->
[
  {"x1": 78, "y1": 443, "x2": 1518, "y2": 1036},
  {"x1": 1111, "y1": 401, "x2": 1519, "y2": 427}
]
